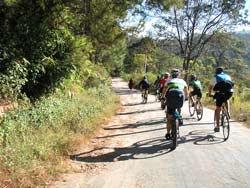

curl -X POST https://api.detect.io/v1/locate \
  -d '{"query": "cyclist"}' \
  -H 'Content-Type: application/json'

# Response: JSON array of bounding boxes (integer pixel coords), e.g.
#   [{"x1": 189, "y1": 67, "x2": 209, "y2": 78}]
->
[
  {"x1": 153, "y1": 75, "x2": 161, "y2": 100},
  {"x1": 159, "y1": 72, "x2": 170, "y2": 95},
  {"x1": 208, "y1": 67, "x2": 234, "y2": 132},
  {"x1": 128, "y1": 78, "x2": 134, "y2": 90},
  {"x1": 188, "y1": 74, "x2": 202, "y2": 106},
  {"x1": 138, "y1": 76, "x2": 150, "y2": 99},
  {"x1": 162, "y1": 69, "x2": 188, "y2": 140}
]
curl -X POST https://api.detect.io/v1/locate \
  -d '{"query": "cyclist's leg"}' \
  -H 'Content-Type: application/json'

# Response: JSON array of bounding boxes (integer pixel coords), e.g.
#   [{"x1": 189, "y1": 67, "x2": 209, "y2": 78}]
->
[
  {"x1": 190, "y1": 91, "x2": 196, "y2": 106},
  {"x1": 166, "y1": 107, "x2": 175, "y2": 139},
  {"x1": 142, "y1": 88, "x2": 145, "y2": 96},
  {"x1": 214, "y1": 93, "x2": 223, "y2": 131},
  {"x1": 215, "y1": 106, "x2": 221, "y2": 128}
]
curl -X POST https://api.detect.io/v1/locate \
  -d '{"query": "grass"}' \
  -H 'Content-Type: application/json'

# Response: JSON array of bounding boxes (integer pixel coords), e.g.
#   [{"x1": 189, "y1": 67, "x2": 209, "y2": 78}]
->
[
  {"x1": 0, "y1": 87, "x2": 120, "y2": 188},
  {"x1": 202, "y1": 90, "x2": 250, "y2": 127}
]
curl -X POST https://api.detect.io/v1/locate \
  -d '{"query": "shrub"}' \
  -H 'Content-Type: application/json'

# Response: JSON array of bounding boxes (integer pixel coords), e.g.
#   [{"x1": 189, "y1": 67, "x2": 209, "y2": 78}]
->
[{"x1": 0, "y1": 85, "x2": 119, "y2": 187}]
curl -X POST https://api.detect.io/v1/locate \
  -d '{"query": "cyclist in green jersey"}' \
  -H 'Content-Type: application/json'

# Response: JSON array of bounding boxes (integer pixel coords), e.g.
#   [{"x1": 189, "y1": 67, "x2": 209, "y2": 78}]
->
[
  {"x1": 162, "y1": 69, "x2": 188, "y2": 140},
  {"x1": 188, "y1": 74, "x2": 202, "y2": 106}
]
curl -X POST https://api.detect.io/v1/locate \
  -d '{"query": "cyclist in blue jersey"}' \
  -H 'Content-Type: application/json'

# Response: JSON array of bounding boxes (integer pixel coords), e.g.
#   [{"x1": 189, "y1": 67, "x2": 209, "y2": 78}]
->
[
  {"x1": 162, "y1": 69, "x2": 189, "y2": 140},
  {"x1": 208, "y1": 67, "x2": 234, "y2": 132}
]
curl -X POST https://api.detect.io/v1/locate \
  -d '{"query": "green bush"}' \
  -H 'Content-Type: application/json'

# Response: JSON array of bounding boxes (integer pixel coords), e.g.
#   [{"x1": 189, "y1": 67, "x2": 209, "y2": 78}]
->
[{"x1": 0, "y1": 85, "x2": 119, "y2": 186}]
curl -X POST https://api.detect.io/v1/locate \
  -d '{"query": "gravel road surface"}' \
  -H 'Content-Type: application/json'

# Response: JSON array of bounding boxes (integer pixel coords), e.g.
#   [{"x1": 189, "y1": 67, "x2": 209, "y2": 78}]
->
[{"x1": 50, "y1": 78, "x2": 250, "y2": 188}]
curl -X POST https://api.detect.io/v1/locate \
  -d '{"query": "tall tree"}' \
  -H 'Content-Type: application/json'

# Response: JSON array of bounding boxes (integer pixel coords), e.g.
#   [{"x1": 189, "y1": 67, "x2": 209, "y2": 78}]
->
[{"x1": 154, "y1": 0, "x2": 248, "y2": 79}]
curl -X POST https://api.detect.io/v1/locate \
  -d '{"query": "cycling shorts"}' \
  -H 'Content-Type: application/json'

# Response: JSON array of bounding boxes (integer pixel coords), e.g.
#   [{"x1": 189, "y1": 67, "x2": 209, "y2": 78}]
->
[
  {"x1": 190, "y1": 88, "x2": 202, "y2": 98},
  {"x1": 166, "y1": 88, "x2": 184, "y2": 114},
  {"x1": 214, "y1": 92, "x2": 233, "y2": 107}
]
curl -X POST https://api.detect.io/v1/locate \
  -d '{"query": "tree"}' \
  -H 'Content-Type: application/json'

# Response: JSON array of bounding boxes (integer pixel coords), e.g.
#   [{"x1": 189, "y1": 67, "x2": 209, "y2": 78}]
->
[
  {"x1": 205, "y1": 32, "x2": 246, "y2": 68},
  {"x1": 154, "y1": 0, "x2": 248, "y2": 80}
]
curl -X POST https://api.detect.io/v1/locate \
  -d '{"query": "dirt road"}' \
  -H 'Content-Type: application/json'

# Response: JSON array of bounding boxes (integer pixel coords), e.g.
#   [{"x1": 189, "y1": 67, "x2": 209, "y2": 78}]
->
[{"x1": 51, "y1": 78, "x2": 250, "y2": 188}]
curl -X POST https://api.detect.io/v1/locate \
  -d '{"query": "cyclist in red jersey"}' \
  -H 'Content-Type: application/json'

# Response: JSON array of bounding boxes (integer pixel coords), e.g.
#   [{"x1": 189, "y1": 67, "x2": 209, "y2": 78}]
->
[{"x1": 159, "y1": 72, "x2": 170, "y2": 94}]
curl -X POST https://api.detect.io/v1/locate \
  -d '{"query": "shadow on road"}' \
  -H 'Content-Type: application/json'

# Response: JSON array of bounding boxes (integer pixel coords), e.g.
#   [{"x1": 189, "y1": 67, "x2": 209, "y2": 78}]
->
[
  {"x1": 70, "y1": 137, "x2": 173, "y2": 163},
  {"x1": 104, "y1": 118, "x2": 165, "y2": 130},
  {"x1": 122, "y1": 100, "x2": 157, "y2": 106},
  {"x1": 97, "y1": 127, "x2": 165, "y2": 139},
  {"x1": 179, "y1": 129, "x2": 226, "y2": 145},
  {"x1": 117, "y1": 107, "x2": 161, "y2": 115}
]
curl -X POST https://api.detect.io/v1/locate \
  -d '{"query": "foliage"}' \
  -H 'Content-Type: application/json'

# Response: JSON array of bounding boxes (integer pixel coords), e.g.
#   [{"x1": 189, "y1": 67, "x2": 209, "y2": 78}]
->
[
  {"x1": 153, "y1": 0, "x2": 248, "y2": 79},
  {"x1": 0, "y1": 59, "x2": 28, "y2": 101},
  {"x1": 0, "y1": 85, "x2": 119, "y2": 187}
]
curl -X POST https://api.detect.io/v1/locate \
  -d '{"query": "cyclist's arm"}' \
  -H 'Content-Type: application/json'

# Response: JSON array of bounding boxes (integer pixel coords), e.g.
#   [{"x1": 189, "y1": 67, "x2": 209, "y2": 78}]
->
[{"x1": 208, "y1": 77, "x2": 216, "y2": 96}]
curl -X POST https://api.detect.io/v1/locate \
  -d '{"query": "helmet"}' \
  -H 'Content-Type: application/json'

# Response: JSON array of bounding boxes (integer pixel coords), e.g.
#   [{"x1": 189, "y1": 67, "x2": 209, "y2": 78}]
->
[
  {"x1": 216, "y1": 67, "x2": 224, "y2": 74},
  {"x1": 190, "y1": 74, "x2": 196, "y2": 80},
  {"x1": 164, "y1": 72, "x2": 170, "y2": 78},
  {"x1": 171, "y1": 68, "x2": 180, "y2": 78}
]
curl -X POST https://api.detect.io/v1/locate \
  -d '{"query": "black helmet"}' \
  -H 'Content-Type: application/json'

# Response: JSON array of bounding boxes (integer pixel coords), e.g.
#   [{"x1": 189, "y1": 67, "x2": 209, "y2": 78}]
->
[
  {"x1": 171, "y1": 68, "x2": 180, "y2": 78},
  {"x1": 190, "y1": 74, "x2": 196, "y2": 80},
  {"x1": 216, "y1": 67, "x2": 224, "y2": 74}
]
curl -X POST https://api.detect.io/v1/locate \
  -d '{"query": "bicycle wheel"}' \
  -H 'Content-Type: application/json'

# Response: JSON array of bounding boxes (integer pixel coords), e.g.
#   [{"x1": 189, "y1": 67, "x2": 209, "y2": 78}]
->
[
  {"x1": 188, "y1": 98, "x2": 195, "y2": 116},
  {"x1": 222, "y1": 112, "x2": 230, "y2": 140},
  {"x1": 196, "y1": 100, "x2": 203, "y2": 121},
  {"x1": 171, "y1": 118, "x2": 178, "y2": 150}
]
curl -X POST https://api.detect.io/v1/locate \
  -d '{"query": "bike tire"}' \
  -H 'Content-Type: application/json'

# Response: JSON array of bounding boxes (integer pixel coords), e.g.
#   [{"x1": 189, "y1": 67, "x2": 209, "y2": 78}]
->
[
  {"x1": 188, "y1": 98, "x2": 195, "y2": 116},
  {"x1": 196, "y1": 100, "x2": 203, "y2": 121},
  {"x1": 222, "y1": 113, "x2": 230, "y2": 140},
  {"x1": 171, "y1": 119, "x2": 178, "y2": 150}
]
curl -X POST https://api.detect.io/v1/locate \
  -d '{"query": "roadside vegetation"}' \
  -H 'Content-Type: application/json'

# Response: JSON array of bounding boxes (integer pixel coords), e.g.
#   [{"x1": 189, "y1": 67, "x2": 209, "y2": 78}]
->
[{"x1": 0, "y1": 0, "x2": 249, "y2": 187}]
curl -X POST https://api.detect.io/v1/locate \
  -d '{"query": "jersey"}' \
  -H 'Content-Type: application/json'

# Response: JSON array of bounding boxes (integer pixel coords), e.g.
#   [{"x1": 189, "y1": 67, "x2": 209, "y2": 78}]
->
[
  {"x1": 189, "y1": 80, "x2": 202, "y2": 90},
  {"x1": 210, "y1": 72, "x2": 233, "y2": 93},
  {"x1": 160, "y1": 77, "x2": 169, "y2": 88},
  {"x1": 165, "y1": 78, "x2": 187, "y2": 91},
  {"x1": 139, "y1": 79, "x2": 150, "y2": 89}
]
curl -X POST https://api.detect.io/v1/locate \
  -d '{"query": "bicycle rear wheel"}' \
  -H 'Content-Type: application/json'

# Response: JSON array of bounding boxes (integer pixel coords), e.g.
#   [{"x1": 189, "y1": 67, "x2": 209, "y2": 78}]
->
[
  {"x1": 171, "y1": 119, "x2": 178, "y2": 150},
  {"x1": 188, "y1": 98, "x2": 195, "y2": 116},
  {"x1": 222, "y1": 113, "x2": 230, "y2": 140},
  {"x1": 196, "y1": 100, "x2": 203, "y2": 121}
]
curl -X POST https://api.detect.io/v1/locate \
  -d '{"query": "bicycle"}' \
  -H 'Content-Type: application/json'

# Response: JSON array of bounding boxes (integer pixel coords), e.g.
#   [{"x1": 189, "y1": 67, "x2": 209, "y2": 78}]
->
[
  {"x1": 155, "y1": 89, "x2": 161, "y2": 102},
  {"x1": 208, "y1": 94, "x2": 230, "y2": 141},
  {"x1": 166, "y1": 109, "x2": 183, "y2": 150},
  {"x1": 188, "y1": 95, "x2": 203, "y2": 120}
]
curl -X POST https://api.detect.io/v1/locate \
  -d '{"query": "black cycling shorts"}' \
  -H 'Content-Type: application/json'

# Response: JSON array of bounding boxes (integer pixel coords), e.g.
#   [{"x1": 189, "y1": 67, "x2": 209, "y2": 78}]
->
[
  {"x1": 214, "y1": 92, "x2": 233, "y2": 107},
  {"x1": 191, "y1": 88, "x2": 202, "y2": 98},
  {"x1": 166, "y1": 88, "x2": 184, "y2": 114}
]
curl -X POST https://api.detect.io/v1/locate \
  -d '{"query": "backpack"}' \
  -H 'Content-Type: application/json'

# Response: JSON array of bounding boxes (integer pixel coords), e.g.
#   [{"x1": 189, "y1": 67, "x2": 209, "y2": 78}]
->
[{"x1": 213, "y1": 80, "x2": 234, "y2": 93}]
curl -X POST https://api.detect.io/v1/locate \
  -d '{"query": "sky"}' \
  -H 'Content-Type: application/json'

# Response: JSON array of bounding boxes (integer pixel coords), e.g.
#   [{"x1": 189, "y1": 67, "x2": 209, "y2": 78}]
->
[
  {"x1": 139, "y1": 0, "x2": 250, "y2": 36},
  {"x1": 239, "y1": 0, "x2": 250, "y2": 31}
]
